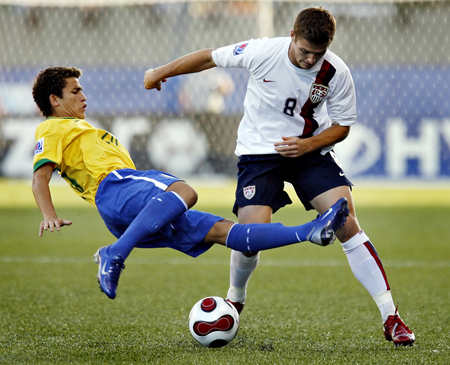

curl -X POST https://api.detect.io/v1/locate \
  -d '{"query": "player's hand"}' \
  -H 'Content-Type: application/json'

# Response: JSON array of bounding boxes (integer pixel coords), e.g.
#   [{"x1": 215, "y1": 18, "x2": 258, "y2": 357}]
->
[
  {"x1": 39, "y1": 217, "x2": 73, "y2": 237},
  {"x1": 143, "y1": 68, "x2": 167, "y2": 90},
  {"x1": 274, "y1": 136, "x2": 311, "y2": 158}
]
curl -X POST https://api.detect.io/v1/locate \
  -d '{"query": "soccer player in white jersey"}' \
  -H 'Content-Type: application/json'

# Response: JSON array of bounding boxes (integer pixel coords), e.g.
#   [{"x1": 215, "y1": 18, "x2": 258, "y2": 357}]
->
[{"x1": 143, "y1": 7, "x2": 414, "y2": 346}]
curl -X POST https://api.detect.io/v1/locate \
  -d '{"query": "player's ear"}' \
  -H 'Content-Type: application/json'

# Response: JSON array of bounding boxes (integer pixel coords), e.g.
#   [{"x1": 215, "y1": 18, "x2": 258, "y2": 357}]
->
[{"x1": 49, "y1": 94, "x2": 59, "y2": 107}]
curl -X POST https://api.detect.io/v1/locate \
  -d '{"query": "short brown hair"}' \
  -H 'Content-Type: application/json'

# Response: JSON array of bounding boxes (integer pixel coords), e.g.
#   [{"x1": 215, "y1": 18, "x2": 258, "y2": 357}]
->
[
  {"x1": 32, "y1": 66, "x2": 82, "y2": 118},
  {"x1": 293, "y1": 7, "x2": 336, "y2": 46}
]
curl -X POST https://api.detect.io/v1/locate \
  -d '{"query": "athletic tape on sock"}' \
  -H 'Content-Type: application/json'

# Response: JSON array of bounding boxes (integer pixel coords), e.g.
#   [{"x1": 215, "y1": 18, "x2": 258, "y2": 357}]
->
[{"x1": 373, "y1": 290, "x2": 394, "y2": 307}]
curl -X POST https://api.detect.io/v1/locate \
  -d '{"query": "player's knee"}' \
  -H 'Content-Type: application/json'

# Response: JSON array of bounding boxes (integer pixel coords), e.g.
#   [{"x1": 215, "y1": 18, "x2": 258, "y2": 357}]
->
[
  {"x1": 184, "y1": 187, "x2": 198, "y2": 208},
  {"x1": 205, "y1": 219, "x2": 234, "y2": 245},
  {"x1": 168, "y1": 181, "x2": 198, "y2": 208},
  {"x1": 336, "y1": 214, "x2": 360, "y2": 243}
]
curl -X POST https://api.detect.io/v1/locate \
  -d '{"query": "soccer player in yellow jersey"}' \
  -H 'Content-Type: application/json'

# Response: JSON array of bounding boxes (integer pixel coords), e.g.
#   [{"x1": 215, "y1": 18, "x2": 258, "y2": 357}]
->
[{"x1": 31, "y1": 66, "x2": 348, "y2": 301}]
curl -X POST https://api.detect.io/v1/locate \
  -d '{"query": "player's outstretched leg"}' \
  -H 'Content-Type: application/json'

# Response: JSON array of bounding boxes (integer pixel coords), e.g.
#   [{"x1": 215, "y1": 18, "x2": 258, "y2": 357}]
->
[
  {"x1": 226, "y1": 197, "x2": 349, "y2": 252},
  {"x1": 225, "y1": 198, "x2": 348, "y2": 315},
  {"x1": 307, "y1": 197, "x2": 349, "y2": 246},
  {"x1": 383, "y1": 306, "x2": 415, "y2": 347},
  {"x1": 94, "y1": 245, "x2": 125, "y2": 299}
]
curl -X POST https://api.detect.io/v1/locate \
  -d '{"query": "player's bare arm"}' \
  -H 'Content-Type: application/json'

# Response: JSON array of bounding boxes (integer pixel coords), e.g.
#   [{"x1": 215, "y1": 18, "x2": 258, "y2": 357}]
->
[
  {"x1": 143, "y1": 49, "x2": 217, "y2": 90},
  {"x1": 32, "y1": 163, "x2": 72, "y2": 236},
  {"x1": 274, "y1": 124, "x2": 350, "y2": 158}
]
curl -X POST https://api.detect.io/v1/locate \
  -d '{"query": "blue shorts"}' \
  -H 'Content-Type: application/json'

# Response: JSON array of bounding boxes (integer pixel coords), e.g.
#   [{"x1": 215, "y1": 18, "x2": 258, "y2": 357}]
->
[
  {"x1": 95, "y1": 169, "x2": 224, "y2": 258},
  {"x1": 233, "y1": 151, "x2": 352, "y2": 215}
]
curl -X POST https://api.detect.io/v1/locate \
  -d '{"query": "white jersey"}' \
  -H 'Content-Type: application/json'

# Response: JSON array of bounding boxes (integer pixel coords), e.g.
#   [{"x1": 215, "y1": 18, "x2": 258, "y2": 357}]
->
[{"x1": 212, "y1": 37, "x2": 357, "y2": 156}]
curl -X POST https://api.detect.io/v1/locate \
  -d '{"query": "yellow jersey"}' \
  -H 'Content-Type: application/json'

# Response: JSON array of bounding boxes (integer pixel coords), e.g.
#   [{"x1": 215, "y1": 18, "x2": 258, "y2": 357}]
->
[{"x1": 33, "y1": 117, "x2": 135, "y2": 206}]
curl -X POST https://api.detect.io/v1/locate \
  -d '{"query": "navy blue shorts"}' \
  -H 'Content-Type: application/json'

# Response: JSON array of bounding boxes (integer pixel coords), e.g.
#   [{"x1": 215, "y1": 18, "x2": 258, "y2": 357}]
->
[
  {"x1": 96, "y1": 169, "x2": 224, "y2": 258},
  {"x1": 233, "y1": 150, "x2": 352, "y2": 215}
]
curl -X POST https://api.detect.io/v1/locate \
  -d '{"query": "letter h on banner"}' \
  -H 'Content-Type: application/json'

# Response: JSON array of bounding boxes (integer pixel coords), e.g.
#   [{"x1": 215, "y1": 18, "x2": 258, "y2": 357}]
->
[{"x1": 386, "y1": 118, "x2": 439, "y2": 178}]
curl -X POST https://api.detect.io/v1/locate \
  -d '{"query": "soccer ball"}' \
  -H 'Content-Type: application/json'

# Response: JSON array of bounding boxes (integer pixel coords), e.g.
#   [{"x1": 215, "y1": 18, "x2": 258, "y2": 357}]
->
[{"x1": 188, "y1": 296, "x2": 240, "y2": 348}]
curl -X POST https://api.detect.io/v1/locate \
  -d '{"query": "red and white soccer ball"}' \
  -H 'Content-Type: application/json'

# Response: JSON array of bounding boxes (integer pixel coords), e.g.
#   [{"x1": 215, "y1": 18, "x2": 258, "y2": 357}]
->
[{"x1": 188, "y1": 296, "x2": 240, "y2": 348}]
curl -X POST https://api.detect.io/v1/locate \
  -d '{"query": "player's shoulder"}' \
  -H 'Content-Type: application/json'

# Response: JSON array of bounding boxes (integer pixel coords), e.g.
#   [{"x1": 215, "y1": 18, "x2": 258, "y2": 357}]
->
[
  {"x1": 37, "y1": 117, "x2": 87, "y2": 134},
  {"x1": 36, "y1": 117, "x2": 64, "y2": 131},
  {"x1": 324, "y1": 49, "x2": 350, "y2": 74},
  {"x1": 241, "y1": 37, "x2": 290, "y2": 65},
  {"x1": 41, "y1": 116, "x2": 83, "y2": 124},
  {"x1": 218, "y1": 37, "x2": 288, "y2": 59},
  {"x1": 249, "y1": 37, "x2": 290, "y2": 51}
]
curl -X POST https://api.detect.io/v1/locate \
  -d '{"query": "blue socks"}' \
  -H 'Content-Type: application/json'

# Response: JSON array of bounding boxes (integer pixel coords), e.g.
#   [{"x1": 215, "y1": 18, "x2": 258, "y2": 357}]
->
[
  {"x1": 226, "y1": 221, "x2": 315, "y2": 252},
  {"x1": 108, "y1": 191, "x2": 187, "y2": 260},
  {"x1": 108, "y1": 191, "x2": 318, "y2": 258}
]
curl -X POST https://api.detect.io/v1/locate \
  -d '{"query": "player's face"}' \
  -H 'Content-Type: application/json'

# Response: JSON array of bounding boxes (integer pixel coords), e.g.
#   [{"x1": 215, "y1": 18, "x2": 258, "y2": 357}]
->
[
  {"x1": 52, "y1": 77, "x2": 87, "y2": 119},
  {"x1": 289, "y1": 31, "x2": 329, "y2": 70}
]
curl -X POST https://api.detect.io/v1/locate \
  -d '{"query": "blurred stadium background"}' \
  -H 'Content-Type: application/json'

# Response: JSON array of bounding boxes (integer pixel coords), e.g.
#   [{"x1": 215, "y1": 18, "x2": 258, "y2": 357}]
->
[{"x1": 0, "y1": 0, "x2": 449, "y2": 182}]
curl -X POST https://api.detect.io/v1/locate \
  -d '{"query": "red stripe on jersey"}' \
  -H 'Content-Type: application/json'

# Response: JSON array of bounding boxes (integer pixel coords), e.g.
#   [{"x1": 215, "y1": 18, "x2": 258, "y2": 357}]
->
[
  {"x1": 364, "y1": 241, "x2": 391, "y2": 291},
  {"x1": 300, "y1": 60, "x2": 336, "y2": 138}
]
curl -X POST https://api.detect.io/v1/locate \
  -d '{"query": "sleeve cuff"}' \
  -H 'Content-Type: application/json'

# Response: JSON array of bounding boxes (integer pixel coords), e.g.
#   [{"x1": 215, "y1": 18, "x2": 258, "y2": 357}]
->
[{"x1": 33, "y1": 159, "x2": 58, "y2": 173}]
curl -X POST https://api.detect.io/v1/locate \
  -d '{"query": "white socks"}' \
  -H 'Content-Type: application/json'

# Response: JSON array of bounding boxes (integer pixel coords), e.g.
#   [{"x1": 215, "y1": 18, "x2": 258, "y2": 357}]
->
[
  {"x1": 226, "y1": 231, "x2": 397, "y2": 322},
  {"x1": 342, "y1": 231, "x2": 396, "y2": 322},
  {"x1": 227, "y1": 250, "x2": 260, "y2": 303}
]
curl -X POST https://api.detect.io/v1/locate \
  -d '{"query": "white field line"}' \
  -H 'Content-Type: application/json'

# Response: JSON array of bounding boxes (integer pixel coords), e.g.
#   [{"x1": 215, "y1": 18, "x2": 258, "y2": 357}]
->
[{"x1": 1, "y1": 255, "x2": 449, "y2": 268}]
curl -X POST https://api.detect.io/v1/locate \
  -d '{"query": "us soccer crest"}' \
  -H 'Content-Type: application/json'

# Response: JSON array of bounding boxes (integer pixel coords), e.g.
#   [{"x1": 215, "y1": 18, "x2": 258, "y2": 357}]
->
[
  {"x1": 309, "y1": 83, "x2": 329, "y2": 104},
  {"x1": 243, "y1": 185, "x2": 256, "y2": 200}
]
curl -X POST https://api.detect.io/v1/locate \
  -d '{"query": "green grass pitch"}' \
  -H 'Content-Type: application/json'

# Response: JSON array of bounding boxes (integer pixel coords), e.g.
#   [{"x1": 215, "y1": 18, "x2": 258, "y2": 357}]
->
[{"x1": 1, "y1": 180, "x2": 449, "y2": 364}]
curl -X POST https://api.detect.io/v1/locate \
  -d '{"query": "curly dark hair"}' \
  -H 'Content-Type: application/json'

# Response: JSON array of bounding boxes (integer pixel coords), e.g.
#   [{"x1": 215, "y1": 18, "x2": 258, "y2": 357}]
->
[
  {"x1": 293, "y1": 7, "x2": 336, "y2": 46},
  {"x1": 32, "y1": 66, "x2": 82, "y2": 118}
]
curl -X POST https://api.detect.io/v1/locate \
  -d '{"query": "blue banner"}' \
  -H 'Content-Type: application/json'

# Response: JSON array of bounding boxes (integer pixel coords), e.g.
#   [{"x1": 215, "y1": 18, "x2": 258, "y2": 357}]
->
[{"x1": 1, "y1": 66, "x2": 449, "y2": 179}]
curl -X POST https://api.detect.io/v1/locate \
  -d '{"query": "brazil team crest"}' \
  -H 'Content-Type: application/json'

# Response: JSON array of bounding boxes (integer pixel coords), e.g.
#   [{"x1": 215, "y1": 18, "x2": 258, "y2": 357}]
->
[
  {"x1": 309, "y1": 83, "x2": 329, "y2": 103},
  {"x1": 243, "y1": 185, "x2": 255, "y2": 200}
]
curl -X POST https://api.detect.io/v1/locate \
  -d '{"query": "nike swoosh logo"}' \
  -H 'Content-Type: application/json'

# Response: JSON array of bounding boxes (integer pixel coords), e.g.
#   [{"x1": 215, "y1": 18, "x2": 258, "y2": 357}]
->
[
  {"x1": 339, "y1": 172, "x2": 345, "y2": 176},
  {"x1": 101, "y1": 260, "x2": 109, "y2": 275},
  {"x1": 263, "y1": 79, "x2": 275, "y2": 83}
]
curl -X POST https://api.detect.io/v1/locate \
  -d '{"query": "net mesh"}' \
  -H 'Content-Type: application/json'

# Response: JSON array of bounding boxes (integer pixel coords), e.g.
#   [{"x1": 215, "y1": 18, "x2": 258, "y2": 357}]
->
[{"x1": 1, "y1": 1, "x2": 449, "y2": 179}]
